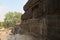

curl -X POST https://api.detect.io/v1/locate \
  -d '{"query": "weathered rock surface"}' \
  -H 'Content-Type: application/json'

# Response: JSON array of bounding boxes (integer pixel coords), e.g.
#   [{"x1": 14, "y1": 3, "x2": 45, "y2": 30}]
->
[{"x1": 12, "y1": 0, "x2": 60, "y2": 40}]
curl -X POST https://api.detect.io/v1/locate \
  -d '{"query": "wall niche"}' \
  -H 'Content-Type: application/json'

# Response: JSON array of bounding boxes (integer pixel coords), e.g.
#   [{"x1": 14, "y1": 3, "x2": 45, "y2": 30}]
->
[{"x1": 32, "y1": 4, "x2": 41, "y2": 19}]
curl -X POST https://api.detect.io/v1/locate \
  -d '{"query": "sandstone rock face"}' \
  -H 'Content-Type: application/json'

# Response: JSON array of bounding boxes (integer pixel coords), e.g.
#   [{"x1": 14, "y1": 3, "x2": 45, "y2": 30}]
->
[{"x1": 12, "y1": 0, "x2": 60, "y2": 40}]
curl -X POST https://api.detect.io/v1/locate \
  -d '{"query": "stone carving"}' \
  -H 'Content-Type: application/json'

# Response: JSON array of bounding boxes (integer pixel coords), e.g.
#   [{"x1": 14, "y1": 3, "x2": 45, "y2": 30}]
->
[{"x1": 12, "y1": 0, "x2": 60, "y2": 40}]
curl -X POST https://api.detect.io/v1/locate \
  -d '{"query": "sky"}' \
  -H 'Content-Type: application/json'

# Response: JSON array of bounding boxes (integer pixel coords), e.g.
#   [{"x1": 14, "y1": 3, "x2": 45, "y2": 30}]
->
[{"x1": 0, "y1": 0, "x2": 28, "y2": 22}]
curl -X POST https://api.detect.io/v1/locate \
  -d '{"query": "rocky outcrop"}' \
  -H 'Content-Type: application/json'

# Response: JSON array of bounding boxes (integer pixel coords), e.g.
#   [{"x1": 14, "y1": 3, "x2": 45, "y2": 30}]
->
[{"x1": 12, "y1": 0, "x2": 60, "y2": 40}]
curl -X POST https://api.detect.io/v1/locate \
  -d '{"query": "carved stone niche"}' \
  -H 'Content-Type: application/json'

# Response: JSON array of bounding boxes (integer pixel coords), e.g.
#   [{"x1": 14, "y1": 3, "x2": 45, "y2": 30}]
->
[{"x1": 32, "y1": 4, "x2": 42, "y2": 19}]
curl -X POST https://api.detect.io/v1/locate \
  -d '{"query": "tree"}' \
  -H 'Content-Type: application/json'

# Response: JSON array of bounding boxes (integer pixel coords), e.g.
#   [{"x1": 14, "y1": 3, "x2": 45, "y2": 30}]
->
[
  {"x1": 4, "y1": 12, "x2": 22, "y2": 28},
  {"x1": 0, "y1": 22, "x2": 1, "y2": 26},
  {"x1": 0, "y1": 22, "x2": 4, "y2": 28}
]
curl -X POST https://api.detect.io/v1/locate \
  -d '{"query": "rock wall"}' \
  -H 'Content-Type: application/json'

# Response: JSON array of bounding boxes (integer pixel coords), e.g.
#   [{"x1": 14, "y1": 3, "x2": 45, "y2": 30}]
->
[{"x1": 12, "y1": 0, "x2": 60, "y2": 40}]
